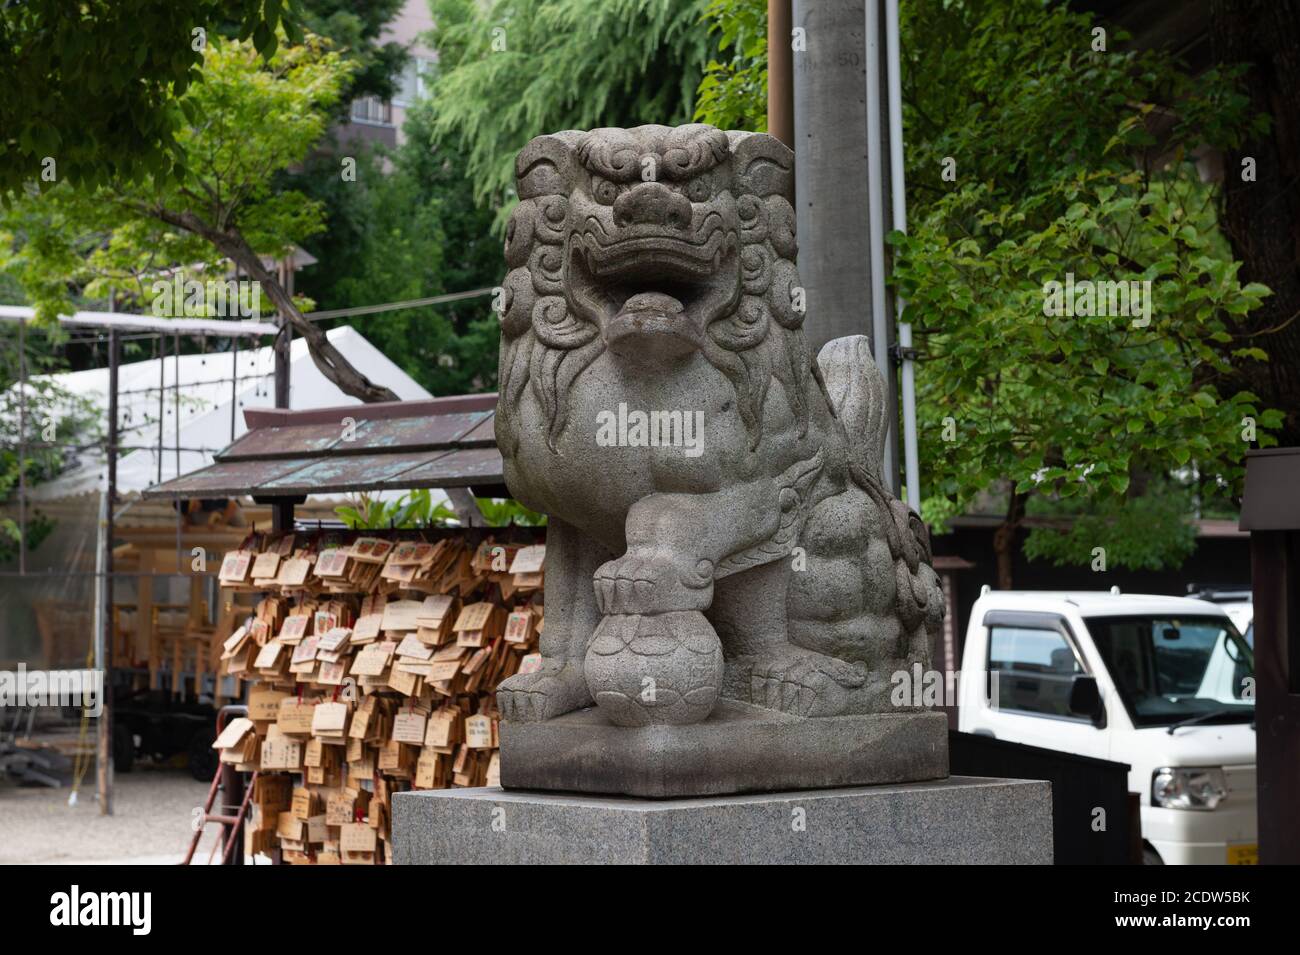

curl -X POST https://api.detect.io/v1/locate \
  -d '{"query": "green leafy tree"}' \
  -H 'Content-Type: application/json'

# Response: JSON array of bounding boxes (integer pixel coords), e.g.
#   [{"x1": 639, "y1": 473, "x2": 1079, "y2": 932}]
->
[
  {"x1": 694, "y1": 0, "x2": 767, "y2": 131},
  {"x1": 0, "y1": 0, "x2": 294, "y2": 194},
  {"x1": 0, "y1": 326, "x2": 101, "y2": 560},
  {"x1": 296, "y1": 0, "x2": 409, "y2": 105},
  {"x1": 0, "y1": 33, "x2": 398, "y2": 403},
  {"x1": 1021, "y1": 478, "x2": 1198, "y2": 572},
  {"x1": 889, "y1": 0, "x2": 1278, "y2": 584},
  {"x1": 891, "y1": 166, "x2": 1275, "y2": 584},
  {"x1": 427, "y1": 0, "x2": 712, "y2": 226},
  {"x1": 290, "y1": 105, "x2": 503, "y2": 395},
  {"x1": 695, "y1": 0, "x2": 1280, "y2": 583}
]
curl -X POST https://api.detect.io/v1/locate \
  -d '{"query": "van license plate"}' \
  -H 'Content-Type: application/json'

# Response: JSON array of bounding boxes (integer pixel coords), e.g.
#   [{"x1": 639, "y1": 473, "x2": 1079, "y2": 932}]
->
[{"x1": 1227, "y1": 844, "x2": 1258, "y2": 865}]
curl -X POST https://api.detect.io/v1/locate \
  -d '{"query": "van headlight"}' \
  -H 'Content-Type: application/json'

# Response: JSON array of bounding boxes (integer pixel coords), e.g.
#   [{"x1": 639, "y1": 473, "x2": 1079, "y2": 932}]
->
[{"x1": 1151, "y1": 767, "x2": 1228, "y2": 810}]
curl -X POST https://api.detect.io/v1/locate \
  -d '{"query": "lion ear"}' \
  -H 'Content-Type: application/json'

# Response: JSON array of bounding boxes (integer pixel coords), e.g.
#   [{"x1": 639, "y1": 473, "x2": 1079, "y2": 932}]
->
[
  {"x1": 728, "y1": 132, "x2": 794, "y2": 201},
  {"x1": 516, "y1": 131, "x2": 583, "y2": 199}
]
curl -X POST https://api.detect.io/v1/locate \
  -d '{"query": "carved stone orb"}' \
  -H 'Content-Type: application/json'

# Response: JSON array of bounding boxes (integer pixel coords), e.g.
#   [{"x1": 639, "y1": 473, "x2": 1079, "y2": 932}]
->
[{"x1": 583, "y1": 611, "x2": 724, "y2": 726}]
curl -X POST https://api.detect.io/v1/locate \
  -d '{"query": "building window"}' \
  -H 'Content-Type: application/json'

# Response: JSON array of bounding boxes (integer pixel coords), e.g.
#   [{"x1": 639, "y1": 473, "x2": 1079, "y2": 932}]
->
[
  {"x1": 350, "y1": 96, "x2": 393, "y2": 126},
  {"x1": 392, "y1": 57, "x2": 435, "y2": 108}
]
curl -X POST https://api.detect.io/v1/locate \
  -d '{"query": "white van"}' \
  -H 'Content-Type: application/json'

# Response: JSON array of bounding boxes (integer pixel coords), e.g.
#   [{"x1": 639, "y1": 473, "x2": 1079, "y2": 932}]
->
[{"x1": 957, "y1": 590, "x2": 1257, "y2": 864}]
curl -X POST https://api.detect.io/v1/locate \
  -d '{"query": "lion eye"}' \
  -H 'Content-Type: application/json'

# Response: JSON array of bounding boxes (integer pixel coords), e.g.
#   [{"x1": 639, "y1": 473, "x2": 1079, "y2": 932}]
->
[
  {"x1": 685, "y1": 178, "x2": 712, "y2": 202},
  {"x1": 593, "y1": 177, "x2": 619, "y2": 205}
]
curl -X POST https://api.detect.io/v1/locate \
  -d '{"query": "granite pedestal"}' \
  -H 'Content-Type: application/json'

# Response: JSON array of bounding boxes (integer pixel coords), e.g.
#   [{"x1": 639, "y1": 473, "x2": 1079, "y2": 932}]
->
[
  {"x1": 498, "y1": 702, "x2": 949, "y2": 798},
  {"x1": 391, "y1": 776, "x2": 1054, "y2": 865}
]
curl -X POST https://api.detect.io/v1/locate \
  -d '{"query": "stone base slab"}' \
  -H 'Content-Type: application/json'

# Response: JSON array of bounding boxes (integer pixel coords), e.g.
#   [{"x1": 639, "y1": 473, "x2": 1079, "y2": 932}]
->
[
  {"x1": 498, "y1": 701, "x2": 948, "y2": 798},
  {"x1": 391, "y1": 776, "x2": 1054, "y2": 864}
]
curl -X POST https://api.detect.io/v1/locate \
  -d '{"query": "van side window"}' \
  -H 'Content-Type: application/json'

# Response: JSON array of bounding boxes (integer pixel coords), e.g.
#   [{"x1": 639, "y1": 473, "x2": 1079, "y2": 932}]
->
[{"x1": 988, "y1": 626, "x2": 1083, "y2": 718}]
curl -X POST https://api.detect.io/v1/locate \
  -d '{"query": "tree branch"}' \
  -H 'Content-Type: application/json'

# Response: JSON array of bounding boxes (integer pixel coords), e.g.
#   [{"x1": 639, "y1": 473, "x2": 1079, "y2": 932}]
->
[{"x1": 143, "y1": 202, "x2": 400, "y2": 403}]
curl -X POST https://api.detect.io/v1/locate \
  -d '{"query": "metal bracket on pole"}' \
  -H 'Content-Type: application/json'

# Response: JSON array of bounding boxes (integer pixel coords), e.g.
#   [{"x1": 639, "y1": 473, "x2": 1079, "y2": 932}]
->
[{"x1": 888, "y1": 343, "x2": 920, "y2": 364}]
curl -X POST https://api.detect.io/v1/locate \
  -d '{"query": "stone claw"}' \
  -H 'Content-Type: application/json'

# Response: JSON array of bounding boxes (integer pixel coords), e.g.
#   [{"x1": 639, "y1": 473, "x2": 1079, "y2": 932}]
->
[
  {"x1": 750, "y1": 648, "x2": 867, "y2": 718},
  {"x1": 593, "y1": 548, "x2": 713, "y2": 615},
  {"x1": 496, "y1": 660, "x2": 592, "y2": 722}
]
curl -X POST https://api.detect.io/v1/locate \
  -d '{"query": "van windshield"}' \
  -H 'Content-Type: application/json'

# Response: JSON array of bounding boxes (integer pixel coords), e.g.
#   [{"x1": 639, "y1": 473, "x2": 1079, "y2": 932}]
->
[{"x1": 1083, "y1": 615, "x2": 1254, "y2": 728}]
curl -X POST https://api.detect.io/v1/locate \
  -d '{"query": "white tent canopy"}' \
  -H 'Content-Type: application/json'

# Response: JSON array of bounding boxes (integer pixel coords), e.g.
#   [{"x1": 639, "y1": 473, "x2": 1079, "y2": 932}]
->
[{"x1": 27, "y1": 325, "x2": 432, "y2": 501}]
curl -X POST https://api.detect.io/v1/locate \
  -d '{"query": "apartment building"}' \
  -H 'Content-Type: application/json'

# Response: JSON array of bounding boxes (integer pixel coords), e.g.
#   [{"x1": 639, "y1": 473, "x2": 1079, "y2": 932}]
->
[{"x1": 335, "y1": 0, "x2": 437, "y2": 150}]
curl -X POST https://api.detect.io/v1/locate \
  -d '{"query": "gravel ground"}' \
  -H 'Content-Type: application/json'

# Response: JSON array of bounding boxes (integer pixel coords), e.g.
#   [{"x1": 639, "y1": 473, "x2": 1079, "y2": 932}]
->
[{"x1": 0, "y1": 767, "x2": 234, "y2": 865}]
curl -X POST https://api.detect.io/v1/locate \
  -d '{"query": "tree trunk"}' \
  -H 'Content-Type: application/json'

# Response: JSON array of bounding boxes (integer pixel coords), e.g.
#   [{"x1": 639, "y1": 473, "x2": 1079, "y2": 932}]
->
[
  {"x1": 148, "y1": 205, "x2": 401, "y2": 404},
  {"x1": 1210, "y1": 0, "x2": 1300, "y2": 445},
  {"x1": 991, "y1": 488, "x2": 1025, "y2": 591}
]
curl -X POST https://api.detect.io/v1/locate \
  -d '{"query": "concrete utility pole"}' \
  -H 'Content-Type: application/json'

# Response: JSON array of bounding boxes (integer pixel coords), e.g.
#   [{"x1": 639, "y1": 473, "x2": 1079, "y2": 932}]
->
[
  {"x1": 791, "y1": 0, "x2": 873, "y2": 355},
  {"x1": 791, "y1": 0, "x2": 901, "y2": 494}
]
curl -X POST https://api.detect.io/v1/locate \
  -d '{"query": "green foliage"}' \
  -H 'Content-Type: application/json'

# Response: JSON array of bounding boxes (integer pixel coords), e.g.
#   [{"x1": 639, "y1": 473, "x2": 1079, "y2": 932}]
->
[
  {"x1": 694, "y1": 0, "x2": 768, "y2": 131},
  {"x1": 889, "y1": 0, "x2": 1278, "y2": 573},
  {"x1": 297, "y1": 0, "x2": 717, "y2": 394},
  {"x1": 0, "y1": 511, "x2": 55, "y2": 563},
  {"x1": 0, "y1": 270, "x2": 25, "y2": 306},
  {"x1": 895, "y1": 3, "x2": 1263, "y2": 208},
  {"x1": 0, "y1": 326, "x2": 101, "y2": 559},
  {"x1": 473, "y1": 498, "x2": 547, "y2": 527},
  {"x1": 427, "y1": 0, "x2": 712, "y2": 225},
  {"x1": 0, "y1": 34, "x2": 354, "y2": 326},
  {"x1": 335, "y1": 489, "x2": 545, "y2": 528},
  {"x1": 290, "y1": 106, "x2": 503, "y2": 395},
  {"x1": 1022, "y1": 479, "x2": 1199, "y2": 571},
  {"x1": 693, "y1": 0, "x2": 1279, "y2": 575},
  {"x1": 296, "y1": 0, "x2": 409, "y2": 104},
  {"x1": 335, "y1": 489, "x2": 445, "y2": 528},
  {"x1": 0, "y1": 0, "x2": 296, "y2": 195},
  {"x1": 892, "y1": 163, "x2": 1279, "y2": 539}
]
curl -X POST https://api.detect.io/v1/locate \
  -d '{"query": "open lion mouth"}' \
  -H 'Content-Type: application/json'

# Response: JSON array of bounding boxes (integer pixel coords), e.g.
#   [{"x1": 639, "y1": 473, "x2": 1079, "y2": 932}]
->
[{"x1": 567, "y1": 218, "x2": 740, "y2": 362}]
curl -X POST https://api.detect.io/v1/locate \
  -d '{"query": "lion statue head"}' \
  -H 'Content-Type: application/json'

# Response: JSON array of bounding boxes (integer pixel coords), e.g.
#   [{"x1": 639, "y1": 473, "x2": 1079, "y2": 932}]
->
[{"x1": 498, "y1": 124, "x2": 810, "y2": 451}]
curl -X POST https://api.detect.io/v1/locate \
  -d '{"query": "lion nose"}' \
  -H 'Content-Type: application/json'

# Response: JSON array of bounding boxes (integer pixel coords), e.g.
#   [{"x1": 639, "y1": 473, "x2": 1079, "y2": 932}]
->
[{"x1": 613, "y1": 182, "x2": 692, "y2": 230}]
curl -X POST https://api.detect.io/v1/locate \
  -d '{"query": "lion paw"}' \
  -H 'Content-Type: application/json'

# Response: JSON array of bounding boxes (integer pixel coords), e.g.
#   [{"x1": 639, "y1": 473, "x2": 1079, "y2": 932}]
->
[
  {"x1": 496, "y1": 660, "x2": 592, "y2": 722},
  {"x1": 750, "y1": 648, "x2": 867, "y2": 718},
  {"x1": 593, "y1": 548, "x2": 713, "y2": 615}
]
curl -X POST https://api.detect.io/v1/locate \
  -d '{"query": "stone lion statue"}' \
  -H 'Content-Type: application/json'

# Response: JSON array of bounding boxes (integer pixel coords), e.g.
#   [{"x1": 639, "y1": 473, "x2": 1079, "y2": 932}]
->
[{"x1": 495, "y1": 123, "x2": 942, "y2": 727}]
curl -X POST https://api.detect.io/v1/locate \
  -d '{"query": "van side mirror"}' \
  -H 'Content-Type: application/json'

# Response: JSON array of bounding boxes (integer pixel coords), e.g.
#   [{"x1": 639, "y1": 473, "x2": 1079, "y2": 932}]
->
[{"x1": 1068, "y1": 674, "x2": 1105, "y2": 726}]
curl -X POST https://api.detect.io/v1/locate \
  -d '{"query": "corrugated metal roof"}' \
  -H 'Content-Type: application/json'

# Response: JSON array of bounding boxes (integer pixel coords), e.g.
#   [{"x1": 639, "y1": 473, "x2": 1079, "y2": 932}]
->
[{"x1": 141, "y1": 394, "x2": 505, "y2": 499}]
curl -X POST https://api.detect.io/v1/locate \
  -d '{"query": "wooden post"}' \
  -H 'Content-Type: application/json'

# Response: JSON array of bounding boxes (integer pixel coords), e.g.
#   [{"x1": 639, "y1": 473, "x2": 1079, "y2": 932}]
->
[
  {"x1": 768, "y1": 0, "x2": 794, "y2": 148},
  {"x1": 272, "y1": 320, "x2": 294, "y2": 534},
  {"x1": 1241, "y1": 447, "x2": 1300, "y2": 863},
  {"x1": 764, "y1": 0, "x2": 795, "y2": 148}
]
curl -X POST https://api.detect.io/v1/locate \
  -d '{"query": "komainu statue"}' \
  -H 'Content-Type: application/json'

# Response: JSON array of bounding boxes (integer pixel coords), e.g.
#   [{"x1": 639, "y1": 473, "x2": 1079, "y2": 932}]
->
[{"x1": 494, "y1": 124, "x2": 944, "y2": 743}]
